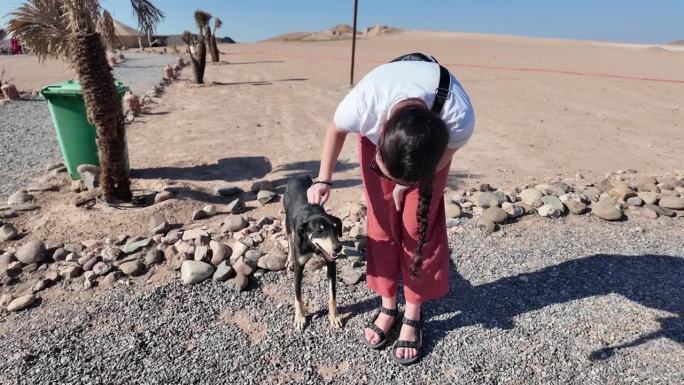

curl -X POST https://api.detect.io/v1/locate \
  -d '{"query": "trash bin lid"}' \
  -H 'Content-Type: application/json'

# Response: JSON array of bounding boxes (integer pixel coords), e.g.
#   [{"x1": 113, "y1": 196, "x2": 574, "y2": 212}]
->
[{"x1": 40, "y1": 79, "x2": 129, "y2": 97}]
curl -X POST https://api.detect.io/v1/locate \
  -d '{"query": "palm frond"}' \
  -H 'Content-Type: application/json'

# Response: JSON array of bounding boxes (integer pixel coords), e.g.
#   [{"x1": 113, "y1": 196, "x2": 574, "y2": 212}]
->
[
  {"x1": 7, "y1": 0, "x2": 70, "y2": 61},
  {"x1": 63, "y1": 0, "x2": 101, "y2": 33},
  {"x1": 97, "y1": 9, "x2": 120, "y2": 49},
  {"x1": 181, "y1": 30, "x2": 193, "y2": 45},
  {"x1": 130, "y1": 0, "x2": 164, "y2": 35},
  {"x1": 194, "y1": 10, "x2": 211, "y2": 29},
  {"x1": 214, "y1": 17, "x2": 222, "y2": 30}
]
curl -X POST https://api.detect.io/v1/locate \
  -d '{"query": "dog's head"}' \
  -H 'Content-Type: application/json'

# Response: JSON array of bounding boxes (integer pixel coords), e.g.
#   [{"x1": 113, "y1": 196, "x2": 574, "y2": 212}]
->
[{"x1": 297, "y1": 213, "x2": 343, "y2": 261}]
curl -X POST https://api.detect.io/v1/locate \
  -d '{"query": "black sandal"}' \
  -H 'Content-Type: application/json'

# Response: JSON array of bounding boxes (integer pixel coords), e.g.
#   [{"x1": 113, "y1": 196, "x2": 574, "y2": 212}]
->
[
  {"x1": 362, "y1": 306, "x2": 400, "y2": 350},
  {"x1": 390, "y1": 313, "x2": 423, "y2": 365}
]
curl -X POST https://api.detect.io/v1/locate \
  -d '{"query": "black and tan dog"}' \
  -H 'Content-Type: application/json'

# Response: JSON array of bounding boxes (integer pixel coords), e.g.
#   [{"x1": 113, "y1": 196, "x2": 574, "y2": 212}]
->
[{"x1": 284, "y1": 175, "x2": 343, "y2": 330}]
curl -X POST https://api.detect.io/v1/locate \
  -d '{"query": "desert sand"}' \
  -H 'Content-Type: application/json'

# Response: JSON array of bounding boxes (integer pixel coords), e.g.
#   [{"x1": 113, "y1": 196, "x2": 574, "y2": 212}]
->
[{"x1": 3, "y1": 30, "x2": 684, "y2": 244}]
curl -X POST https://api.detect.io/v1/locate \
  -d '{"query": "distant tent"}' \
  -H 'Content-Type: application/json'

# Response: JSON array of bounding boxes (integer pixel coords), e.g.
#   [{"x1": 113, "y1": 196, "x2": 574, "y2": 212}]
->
[{"x1": 112, "y1": 19, "x2": 168, "y2": 48}]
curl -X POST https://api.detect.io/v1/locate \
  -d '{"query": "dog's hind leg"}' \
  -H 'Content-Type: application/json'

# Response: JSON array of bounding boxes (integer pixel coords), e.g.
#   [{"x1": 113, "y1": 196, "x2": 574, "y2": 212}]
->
[
  {"x1": 293, "y1": 263, "x2": 306, "y2": 330},
  {"x1": 326, "y1": 261, "x2": 342, "y2": 328}
]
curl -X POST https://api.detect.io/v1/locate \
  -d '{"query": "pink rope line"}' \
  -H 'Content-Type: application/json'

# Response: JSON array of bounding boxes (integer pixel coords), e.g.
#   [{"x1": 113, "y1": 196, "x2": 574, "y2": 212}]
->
[{"x1": 231, "y1": 50, "x2": 684, "y2": 84}]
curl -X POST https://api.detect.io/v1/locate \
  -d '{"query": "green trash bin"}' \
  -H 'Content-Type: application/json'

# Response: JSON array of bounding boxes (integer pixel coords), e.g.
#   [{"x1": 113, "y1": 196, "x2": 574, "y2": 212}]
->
[{"x1": 40, "y1": 80, "x2": 130, "y2": 180}]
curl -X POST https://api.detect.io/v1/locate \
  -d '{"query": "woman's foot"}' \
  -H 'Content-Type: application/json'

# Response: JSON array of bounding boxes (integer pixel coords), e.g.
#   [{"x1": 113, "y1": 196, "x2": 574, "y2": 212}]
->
[
  {"x1": 364, "y1": 296, "x2": 397, "y2": 345},
  {"x1": 394, "y1": 302, "x2": 421, "y2": 360}
]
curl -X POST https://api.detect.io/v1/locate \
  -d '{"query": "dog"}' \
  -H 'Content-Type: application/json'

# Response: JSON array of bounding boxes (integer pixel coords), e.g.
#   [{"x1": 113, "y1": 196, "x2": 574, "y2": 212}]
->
[{"x1": 284, "y1": 175, "x2": 343, "y2": 330}]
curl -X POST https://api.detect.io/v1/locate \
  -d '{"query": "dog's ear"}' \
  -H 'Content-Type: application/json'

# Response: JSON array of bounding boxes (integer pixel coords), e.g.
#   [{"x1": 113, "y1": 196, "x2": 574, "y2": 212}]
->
[{"x1": 328, "y1": 214, "x2": 343, "y2": 237}]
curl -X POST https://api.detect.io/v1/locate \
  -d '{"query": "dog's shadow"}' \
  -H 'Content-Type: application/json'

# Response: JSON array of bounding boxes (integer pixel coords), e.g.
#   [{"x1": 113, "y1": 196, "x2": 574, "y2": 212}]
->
[{"x1": 340, "y1": 253, "x2": 683, "y2": 362}]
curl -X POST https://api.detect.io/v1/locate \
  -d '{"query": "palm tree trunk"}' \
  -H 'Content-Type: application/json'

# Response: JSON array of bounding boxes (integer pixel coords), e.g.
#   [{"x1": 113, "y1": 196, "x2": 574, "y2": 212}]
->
[
  {"x1": 208, "y1": 26, "x2": 218, "y2": 62},
  {"x1": 210, "y1": 33, "x2": 219, "y2": 62},
  {"x1": 72, "y1": 32, "x2": 131, "y2": 202}
]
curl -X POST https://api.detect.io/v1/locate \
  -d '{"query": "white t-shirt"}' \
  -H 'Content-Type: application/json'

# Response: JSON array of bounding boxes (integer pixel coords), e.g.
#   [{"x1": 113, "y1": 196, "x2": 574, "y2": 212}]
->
[{"x1": 334, "y1": 61, "x2": 475, "y2": 150}]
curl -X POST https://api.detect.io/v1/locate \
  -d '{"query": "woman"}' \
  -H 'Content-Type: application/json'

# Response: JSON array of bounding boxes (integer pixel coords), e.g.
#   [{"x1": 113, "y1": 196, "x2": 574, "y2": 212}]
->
[{"x1": 307, "y1": 54, "x2": 475, "y2": 364}]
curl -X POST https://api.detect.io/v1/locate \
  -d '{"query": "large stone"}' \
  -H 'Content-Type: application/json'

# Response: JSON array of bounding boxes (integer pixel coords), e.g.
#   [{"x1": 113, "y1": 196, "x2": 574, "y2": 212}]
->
[
  {"x1": 640, "y1": 206, "x2": 659, "y2": 219},
  {"x1": 149, "y1": 214, "x2": 171, "y2": 235},
  {"x1": 32, "y1": 279, "x2": 53, "y2": 293},
  {"x1": 477, "y1": 218, "x2": 496, "y2": 233},
  {"x1": 257, "y1": 190, "x2": 277, "y2": 205},
  {"x1": 609, "y1": 183, "x2": 637, "y2": 202},
  {"x1": 194, "y1": 245, "x2": 210, "y2": 262},
  {"x1": 59, "y1": 264, "x2": 83, "y2": 280},
  {"x1": 93, "y1": 261, "x2": 112, "y2": 276},
  {"x1": 234, "y1": 258, "x2": 256, "y2": 276},
  {"x1": 243, "y1": 249, "x2": 262, "y2": 266},
  {"x1": 144, "y1": 249, "x2": 164, "y2": 267},
  {"x1": 541, "y1": 195, "x2": 566, "y2": 214},
  {"x1": 519, "y1": 188, "x2": 543, "y2": 207},
  {"x1": 445, "y1": 204, "x2": 462, "y2": 219},
  {"x1": 0, "y1": 252, "x2": 16, "y2": 269},
  {"x1": 596, "y1": 178, "x2": 614, "y2": 193},
  {"x1": 501, "y1": 202, "x2": 524, "y2": 218},
  {"x1": 582, "y1": 187, "x2": 601, "y2": 202},
  {"x1": 565, "y1": 200, "x2": 588, "y2": 215},
  {"x1": 16, "y1": 240, "x2": 46, "y2": 264},
  {"x1": 632, "y1": 177, "x2": 659, "y2": 193},
  {"x1": 7, "y1": 294, "x2": 36, "y2": 312},
  {"x1": 100, "y1": 271, "x2": 122, "y2": 287},
  {"x1": 250, "y1": 180, "x2": 274, "y2": 193},
  {"x1": 477, "y1": 191, "x2": 506, "y2": 208},
  {"x1": 0, "y1": 224, "x2": 19, "y2": 241},
  {"x1": 645, "y1": 204, "x2": 675, "y2": 218},
  {"x1": 257, "y1": 250, "x2": 287, "y2": 271},
  {"x1": 658, "y1": 177, "x2": 681, "y2": 191},
  {"x1": 626, "y1": 197, "x2": 644, "y2": 207},
  {"x1": 222, "y1": 216, "x2": 248, "y2": 233},
  {"x1": 549, "y1": 181, "x2": 572, "y2": 195},
  {"x1": 538, "y1": 204, "x2": 562, "y2": 218},
  {"x1": 228, "y1": 272, "x2": 249, "y2": 291},
  {"x1": 215, "y1": 185, "x2": 243, "y2": 197},
  {"x1": 209, "y1": 241, "x2": 231, "y2": 266},
  {"x1": 182, "y1": 229, "x2": 208, "y2": 241},
  {"x1": 481, "y1": 207, "x2": 508, "y2": 224},
  {"x1": 119, "y1": 260, "x2": 145, "y2": 276},
  {"x1": 658, "y1": 196, "x2": 684, "y2": 210},
  {"x1": 154, "y1": 191, "x2": 174, "y2": 204},
  {"x1": 591, "y1": 201, "x2": 623, "y2": 221},
  {"x1": 225, "y1": 198, "x2": 246, "y2": 214},
  {"x1": 82, "y1": 256, "x2": 101, "y2": 271},
  {"x1": 180, "y1": 260, "x2": 214, "y2": 284},
  {"x1": 121, "y1": 238, "x2": 152, "y2": 254},
  {"x1": 230, "y1": 242, "x2": 248, "y2": 264},
  {"x1": 340, "y1": 266, "x2": 364, "y2": 286},
  {"x1": 7, "y1": 190, "x2": 33, "y2": 205},
  {"x1": 212, "y1": 261, "x2": 235, "y2": 281}
]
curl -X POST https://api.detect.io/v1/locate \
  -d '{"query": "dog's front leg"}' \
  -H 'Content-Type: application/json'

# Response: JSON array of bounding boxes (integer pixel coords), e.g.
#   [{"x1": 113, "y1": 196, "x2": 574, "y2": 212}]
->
[
  {"x1": 326, "y1": 261, "x2": 342, "y2": 328},
  {"x1": 293, "y1": 263, "x2": 306, "y2": 330}
]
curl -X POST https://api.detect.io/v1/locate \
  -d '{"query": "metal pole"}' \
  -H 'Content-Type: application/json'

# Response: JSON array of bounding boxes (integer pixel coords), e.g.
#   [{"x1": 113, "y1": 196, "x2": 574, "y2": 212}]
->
[{"x1": 350, "y1": 0, "x2": 358, "y2": 86}]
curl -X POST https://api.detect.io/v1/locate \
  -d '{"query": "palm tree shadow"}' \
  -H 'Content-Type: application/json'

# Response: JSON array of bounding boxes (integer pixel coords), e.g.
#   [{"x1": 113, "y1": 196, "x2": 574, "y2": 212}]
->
[
  {"x1": 422, "y1": 254, "x2": 683, "y2": 361},
  {"x1": 131, "y1": 156, "x2": 272, "y2": 182}
]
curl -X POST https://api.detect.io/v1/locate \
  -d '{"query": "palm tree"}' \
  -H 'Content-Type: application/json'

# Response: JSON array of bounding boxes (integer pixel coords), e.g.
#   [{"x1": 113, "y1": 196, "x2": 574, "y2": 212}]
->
[
  {"x1": 8, "y1": 0, "x2": 163, "y2": 203},
  {"x1": 182, "y1": 10, "x2": 211, "y2": 84},
  {"x1": 209, "y1": 17, "x2": 222, "y2": 62}
]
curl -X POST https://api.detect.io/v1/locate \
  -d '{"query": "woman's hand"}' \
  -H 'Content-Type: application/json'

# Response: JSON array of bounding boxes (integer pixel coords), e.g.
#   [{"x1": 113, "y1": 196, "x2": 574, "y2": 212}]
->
[
  {"x1": 307, "y1": 183, "x2": 331, "y2": 205},
  {"x1": 392, "y1": 184, "x2": 410, "y2": 211}
]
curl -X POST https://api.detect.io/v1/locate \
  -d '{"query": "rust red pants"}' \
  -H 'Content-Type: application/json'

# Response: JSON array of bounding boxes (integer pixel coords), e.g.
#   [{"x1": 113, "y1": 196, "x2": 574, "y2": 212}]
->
[{"x1": 359, "y1": 136, "x2": 451, "y2": 304}]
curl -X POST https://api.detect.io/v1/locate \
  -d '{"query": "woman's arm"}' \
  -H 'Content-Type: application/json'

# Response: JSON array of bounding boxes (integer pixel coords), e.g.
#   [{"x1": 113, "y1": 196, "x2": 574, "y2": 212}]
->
[
  {"x1": 317, "y1": 121, "x2": 348, "y2": 182},
  {"x1": 308, "y1": 121, "x2": 348, "y2": 204}
]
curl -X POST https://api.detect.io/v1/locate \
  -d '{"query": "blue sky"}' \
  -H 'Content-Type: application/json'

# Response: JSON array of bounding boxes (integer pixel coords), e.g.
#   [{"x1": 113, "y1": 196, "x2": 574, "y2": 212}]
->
[{"x1": 1, "y1": 0, "x2": 682, "y2": 43}]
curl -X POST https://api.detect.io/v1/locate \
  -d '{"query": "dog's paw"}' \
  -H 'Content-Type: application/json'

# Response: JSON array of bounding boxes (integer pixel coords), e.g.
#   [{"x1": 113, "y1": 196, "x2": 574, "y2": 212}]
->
[
  {"x1": 328, "y1": 314, "x2": 342, "y2": 329},
  {"x1": 294, "y1": 313, "x2": 306, "y2": 330}
]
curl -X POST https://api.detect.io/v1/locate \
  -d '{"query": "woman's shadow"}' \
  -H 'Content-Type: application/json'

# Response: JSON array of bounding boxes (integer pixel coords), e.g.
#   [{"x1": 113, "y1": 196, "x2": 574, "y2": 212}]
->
[{"x1": 343, "y1": 253, "x2": 683, "y2": 361}]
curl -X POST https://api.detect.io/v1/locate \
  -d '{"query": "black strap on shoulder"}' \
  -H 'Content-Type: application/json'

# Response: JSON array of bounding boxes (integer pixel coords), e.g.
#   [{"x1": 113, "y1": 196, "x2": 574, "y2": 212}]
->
[
  {"x1": 432, "y1": 64, "x2": 451, "y2": 114},
  {"x1": 388, "y1": 52, "x2": 450, "y2": 114}
]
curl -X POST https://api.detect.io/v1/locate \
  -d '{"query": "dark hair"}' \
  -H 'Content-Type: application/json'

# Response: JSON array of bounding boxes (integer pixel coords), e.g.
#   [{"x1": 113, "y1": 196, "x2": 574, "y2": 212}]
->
[{"x1": 378, "y1": 105, "x2": 449, "y2": 276}]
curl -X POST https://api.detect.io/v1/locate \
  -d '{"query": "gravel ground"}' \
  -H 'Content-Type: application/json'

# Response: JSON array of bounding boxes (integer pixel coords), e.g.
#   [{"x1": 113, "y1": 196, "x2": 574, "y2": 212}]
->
[
  {"x1": 0, "y1": 218, "x2": 682, "y2": 384},
  {"x1": 0, "y1": 53, "x2": 176, "y2": 199}
]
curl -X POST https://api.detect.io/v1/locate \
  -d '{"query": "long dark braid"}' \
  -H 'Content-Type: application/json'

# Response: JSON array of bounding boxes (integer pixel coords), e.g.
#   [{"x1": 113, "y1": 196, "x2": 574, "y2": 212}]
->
[
  {"x1": 412, "y1": 180, "x2": 433, "y2": 276},
  {"x1": 378, "y1": 104, "x2": 448, "y2": 277}
]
